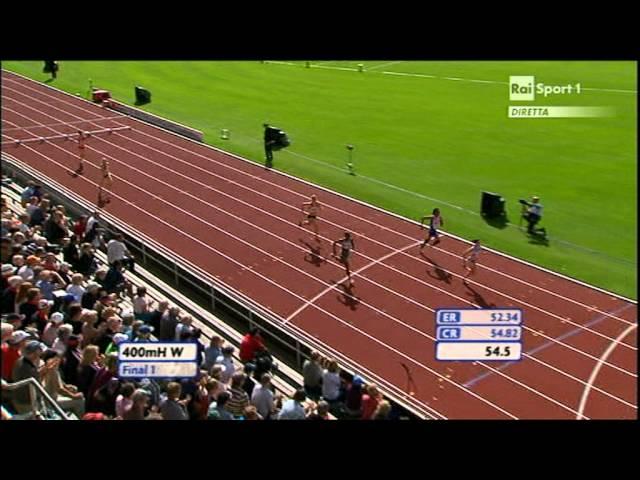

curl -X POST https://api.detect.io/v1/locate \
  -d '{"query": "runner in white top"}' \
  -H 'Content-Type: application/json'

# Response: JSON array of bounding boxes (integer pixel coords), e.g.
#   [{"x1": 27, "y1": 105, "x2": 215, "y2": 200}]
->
[
  {"x1": 462, "y1": 239, "x2": 482, "y2": 285},
  {"x1": 299, "y1": 194, "x2": 322, "y2": 241},
  {"x1": 332, "y1": 232, "x2": 356, "y2": 284},
  {"x1": 419, "y1": 208, "x2": 444, "y2": 249}
]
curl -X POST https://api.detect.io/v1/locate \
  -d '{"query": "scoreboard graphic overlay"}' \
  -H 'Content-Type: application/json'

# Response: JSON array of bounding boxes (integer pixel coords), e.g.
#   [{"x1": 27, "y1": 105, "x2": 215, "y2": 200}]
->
[{"x1": 435, "y1": 308, "x2": 523, "y2": 361}]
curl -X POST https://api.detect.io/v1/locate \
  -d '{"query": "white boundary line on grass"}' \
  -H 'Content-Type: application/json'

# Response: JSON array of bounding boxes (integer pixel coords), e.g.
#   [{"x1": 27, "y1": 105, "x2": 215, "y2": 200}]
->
[{"x1": 263, "y1": 61, "x2": 638, "y2": 94}]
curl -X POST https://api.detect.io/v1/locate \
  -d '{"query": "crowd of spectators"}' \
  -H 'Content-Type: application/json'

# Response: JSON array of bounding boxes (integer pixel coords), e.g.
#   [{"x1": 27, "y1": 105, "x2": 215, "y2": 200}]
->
[{"x1": 1, "y1": 180, "x2": 393, "y2": 420}]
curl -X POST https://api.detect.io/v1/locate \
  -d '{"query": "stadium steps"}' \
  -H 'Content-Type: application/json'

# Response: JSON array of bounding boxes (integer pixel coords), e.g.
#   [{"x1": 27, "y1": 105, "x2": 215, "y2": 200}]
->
[{"x1": 2, "y1": 177, "x2": 306, "y2": 404}]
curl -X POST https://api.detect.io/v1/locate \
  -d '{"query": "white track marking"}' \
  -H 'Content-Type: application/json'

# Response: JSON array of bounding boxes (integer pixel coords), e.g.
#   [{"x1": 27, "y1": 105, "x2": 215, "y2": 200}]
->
[
  {"x1": 6, "y1": 71, "x2": 635, "y2": 307},
  {"x1": 5, "y1": 95, "x2": 634, "y2": 415},
  {"x1": 4, "y1": 139, "x2": 519, "y2": 419},
  {"x1": 5, "y1": 78, "x2": 635, "y2": 334},
  {"x1": 576, "y1": 323, "x2": 638, "y2": 419},
  {"x1": 5, "y1": 93, "x2": 636, "y2": 359},
  {"x1": 11, "y1": 104, "x2": 598, "y2": 418},
  {"x1": 1, "y1": 152, "x2": 445, "y2": 420},
  {"x1": 5, "y1": 79, "x2": 637, "y2": 367},
  {"x1": 284, "y1": 241, "x2": 420, "y2": 323},
  {"x1": 5, "y1": 73, "x2": 636, "y2": 402},
  {"x1": 7, "y1": 84, "x2": 636, "y2": 418}
]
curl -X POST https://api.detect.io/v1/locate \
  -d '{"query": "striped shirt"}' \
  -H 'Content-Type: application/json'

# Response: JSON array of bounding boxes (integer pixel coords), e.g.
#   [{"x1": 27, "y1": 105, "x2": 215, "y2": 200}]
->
[{"x1": 226, "y1": 387, "x2": 249, "y2": 417}]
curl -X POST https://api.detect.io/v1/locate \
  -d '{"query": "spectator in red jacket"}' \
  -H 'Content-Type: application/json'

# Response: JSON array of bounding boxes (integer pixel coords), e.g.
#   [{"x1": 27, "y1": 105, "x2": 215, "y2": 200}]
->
[{"x1": 239, "y1": 327, "x2": 265, "y2": 364}]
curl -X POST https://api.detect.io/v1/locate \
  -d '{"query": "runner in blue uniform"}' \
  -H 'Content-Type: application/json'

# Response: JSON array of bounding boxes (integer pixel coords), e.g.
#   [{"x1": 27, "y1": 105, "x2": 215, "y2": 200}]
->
[{"x1": 419, "y1": 208, "x2": 444, "y2": 249}]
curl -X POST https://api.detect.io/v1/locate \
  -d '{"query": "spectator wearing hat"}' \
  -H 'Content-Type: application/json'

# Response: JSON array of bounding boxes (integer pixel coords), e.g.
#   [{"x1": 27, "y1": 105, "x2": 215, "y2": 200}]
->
[
  {"x1": 11, "y1": 340, "x2": 47, "y2": 413},
  {"x1": 239, "y1": 327, "x2": 265, "y2": 364},
  {"x1": 278, "y1": 389, "x2": 309, "y2": 420},
  {"x1": 207, "y1": 391, "x2": 234, "y2": 420},
  {"x1": 2, "y1": 330, "x2": 31, "y2": 381},
  {"x1": 302, "y1": 351, "x2": 324, "y2": 400},
  {"x1": 321, "y1": 359, "x2": 341, "y2": 404},
  {"x1": 81, "y1": 282, "x2": 101, "y2": 309},
  {"x1": 226, "y1": 372, "x2": 250, "y2": 418},
  {"x1": 65, "y1": 273, "x2": 86, "y2": 303},
  {"x1": 344, "y1": 375, "x2": 365, "y2": 418},
  {"x1": 250, "y1": 373, "x2": 275, "y2": 420},
  {"x1": 31, "y1": 298, "x2": 54, "y2": 334},
  {"x1": 1, "y1": 275, "x2": 23, "y2": 314},
  {"x1": 160, "y1": 382, "x2": 190, "y2": 420},
  {"x1": 1, "y1": 264, "x2": 16, "y2": 291},
  {"x1": 40, "y1": 349, "x2": 85, "y2": 418},
  {"x1": 17, "y1": 255, "x2": 39, "y2": 282},
  {"x1": 133, "y1": 324, "x2": 154, "y2": 342},
  {"x1": 52, "y1": 324, "x2": 73, "y2": 355},
  {"x1": 42, "y1": 311, "x2": 65, "y2": 346},
  {"x1": 106, "y1": 332, "x2": 129, "y2": 356},
  {"x1": 215, "y1": 345, "x2": 236, "y2": 384}
]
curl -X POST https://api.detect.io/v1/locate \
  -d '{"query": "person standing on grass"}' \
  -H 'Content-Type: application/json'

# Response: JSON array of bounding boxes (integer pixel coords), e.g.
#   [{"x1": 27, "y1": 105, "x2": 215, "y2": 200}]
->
[
  {"x1": 332, "y1": 232, "x2": 356, "y2": 285},
  {"x1": 299, "y1": 194, "x2": 322, "y2": 241},
  {"x1": 462, "y1": 239, "x2": 482, "y2": 285},
  {"x1": 420, "y1": 208, "x2": 444, "y2": 249}
]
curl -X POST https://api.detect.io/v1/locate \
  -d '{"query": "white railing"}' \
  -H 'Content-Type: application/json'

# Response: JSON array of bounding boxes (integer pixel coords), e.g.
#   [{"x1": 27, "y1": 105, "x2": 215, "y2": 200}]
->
[{"x1": 1, "y1": 378, "x2": 71, "y2": 420}]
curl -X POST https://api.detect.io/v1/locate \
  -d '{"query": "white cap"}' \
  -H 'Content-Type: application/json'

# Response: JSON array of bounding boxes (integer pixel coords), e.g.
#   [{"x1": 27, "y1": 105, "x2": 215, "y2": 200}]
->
[{"x1": 50, "y1": 312, "x2": 64, "y2": 324}]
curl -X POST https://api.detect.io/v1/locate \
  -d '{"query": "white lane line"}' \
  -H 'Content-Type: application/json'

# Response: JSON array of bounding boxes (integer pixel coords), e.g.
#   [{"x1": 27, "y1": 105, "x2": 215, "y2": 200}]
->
[
  {"x1": 7, "y1": 92, "x2": 633, "y2": 416},
  {"x1": 284, "y1": 241, "x2": 420, "y2": 324},
  {"x1": 576, "y1": 323, "x2": 638, "y2": 419},
  {"x1": 7, "y1": 71, "x2": 635, "y2": 309}
]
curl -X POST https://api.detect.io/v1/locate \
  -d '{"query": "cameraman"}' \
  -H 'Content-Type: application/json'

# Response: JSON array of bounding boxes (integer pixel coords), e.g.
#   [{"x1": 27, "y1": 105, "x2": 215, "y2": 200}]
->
[
  {"x1": 263, "y1": 123, "x2": 277, "y2": 168},
  {"x1": 521, "y1": 196, "x2": 546, "y2": 236}
]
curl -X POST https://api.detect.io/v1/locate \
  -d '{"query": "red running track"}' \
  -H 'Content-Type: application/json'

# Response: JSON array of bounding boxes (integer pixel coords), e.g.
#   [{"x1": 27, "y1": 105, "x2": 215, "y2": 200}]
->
[{"x1": 2, "y1": 69, "x2": 637, "y2": 419}]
